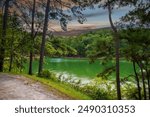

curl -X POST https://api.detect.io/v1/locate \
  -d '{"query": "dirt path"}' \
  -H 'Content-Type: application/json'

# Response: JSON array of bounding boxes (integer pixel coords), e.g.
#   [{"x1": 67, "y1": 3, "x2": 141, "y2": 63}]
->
[{"x1": 0, "y1": 73, "x2": 71, "y2": 100}]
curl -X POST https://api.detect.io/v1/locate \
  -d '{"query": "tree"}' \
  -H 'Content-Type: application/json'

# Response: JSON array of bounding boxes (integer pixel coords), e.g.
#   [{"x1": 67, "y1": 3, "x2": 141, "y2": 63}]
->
[
  {"x1": 75, "y1": 0, "x2": 150, "y2": 100},
  {"x1": 0, "y1": 0, "x2": 11, "y2": 72},
  {"x1": 0, "y1": 0, "x2": 33, "y2": 72},
  {"x1": 107, "y1": 1, "x2": 121, "y2": 100},
  {"x1": 13, "y1": 0, "x2": 45, "y2": 75},
  {"x1": 38, "y1": 0, "x2": 50, "y2": 75},
  {"x1": 8, "y1": 11, "x2": 20, "y2": 72},
  {"x1": 38, "y1": 0, "x2": 86, "y2": 75},
  {"x1": 29, "y1": 0, "x2": 36, "y2": 75},
  {"x1": 76, "y1": 0, "x2": 122, "y2": 99},
  {"x1": 120, "y1": 28, "x2": 150, "y2": 100},
  {"x1": 120, "y1": 0, "x2": 150, "y2": 100},
  {"x1": 86, "y1": 30, "x2": 115, "y2": 79}
]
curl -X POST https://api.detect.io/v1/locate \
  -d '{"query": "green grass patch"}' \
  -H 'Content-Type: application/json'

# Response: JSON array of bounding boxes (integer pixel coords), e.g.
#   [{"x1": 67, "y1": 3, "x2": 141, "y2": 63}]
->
[{"x1": 24, "y1": 74, "x2": 92, "y2": 100}]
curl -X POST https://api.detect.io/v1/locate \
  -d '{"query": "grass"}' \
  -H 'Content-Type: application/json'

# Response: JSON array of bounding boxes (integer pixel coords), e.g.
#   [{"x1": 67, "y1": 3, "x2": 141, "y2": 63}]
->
[{"x1": 4, "y1": 72, "x2": 92, "y2": 100}]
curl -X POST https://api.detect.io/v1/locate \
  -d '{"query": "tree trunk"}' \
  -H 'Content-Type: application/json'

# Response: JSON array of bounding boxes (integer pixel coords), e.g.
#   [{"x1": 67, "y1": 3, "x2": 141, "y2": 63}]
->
[
  {"x1": 38, "y1": 0, "x2": 50, "y2": 75},
  {"x1": 137, "y1": 61, "x2": 147, "y2": 100},
  {"x1": 9, "y1": 31, "x2": 14, "y2": 72},
  {"x1": 108, "y1": 3, "x2": 121, "y2": 100},
  {"x1": 0, "y1": 0, "x2": 10, "y2": 72},
  {"x1": 145, "y1": 67, "x2": 150, "y2": 99},
  {"x1": 9, "y1": 52, "x2": 13, "y2": 72},
  {"x1": 133, "y1": 60, "x2": 141, "y2": 99},
  {"x1": 20, "y1": 48, "x2": 23, "y2": 73},
  {"x1": 29, "y1": 0, "x2": 36, "y2": 75},
  {"x1": 147, "y1": 73, "x2": 150, "y2": 100}
]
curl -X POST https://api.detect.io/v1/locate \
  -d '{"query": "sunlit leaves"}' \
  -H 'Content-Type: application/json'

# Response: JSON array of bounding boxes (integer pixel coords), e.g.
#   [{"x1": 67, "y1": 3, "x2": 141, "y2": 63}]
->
[{"x1": 45, "y1": 38, "x2": 77, "y2": 57}]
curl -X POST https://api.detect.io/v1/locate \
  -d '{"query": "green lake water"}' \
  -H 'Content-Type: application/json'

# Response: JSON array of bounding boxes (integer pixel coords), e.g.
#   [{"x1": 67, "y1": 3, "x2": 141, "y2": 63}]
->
[{"x1": 24, "y1": 57, "x2": 135, "y2": 79}]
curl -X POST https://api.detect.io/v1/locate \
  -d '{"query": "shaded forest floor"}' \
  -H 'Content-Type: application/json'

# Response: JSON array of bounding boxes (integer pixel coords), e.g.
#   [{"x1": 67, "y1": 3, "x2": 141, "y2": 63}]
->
[{"x1": 0, "y1": 73, "x2": 71, "y2": 100}]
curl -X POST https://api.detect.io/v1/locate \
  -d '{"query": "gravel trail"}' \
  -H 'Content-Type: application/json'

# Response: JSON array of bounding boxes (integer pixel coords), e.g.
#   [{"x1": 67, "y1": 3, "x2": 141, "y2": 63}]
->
[{"x1": 0, "y1": 73, "x2": 71, "y2": 100}]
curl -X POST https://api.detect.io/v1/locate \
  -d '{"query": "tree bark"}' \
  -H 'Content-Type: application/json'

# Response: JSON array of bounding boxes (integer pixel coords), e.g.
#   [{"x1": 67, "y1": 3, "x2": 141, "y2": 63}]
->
[
  {"x1": 29, "y1": 0, "x2": 36, "y2": 75},
  {"x1": 108, "y1": 3, "x2": 121, "y2": 100},
  {"x1": 145, "y1": 66, "x2": 150, "y2": 99},
  {"x1": 0, "y1": 0, "x2": 10, "y2": 72},
  {"x1": 137, "y1": 61, "x2": 147, "y2": 100},
  {"x1": 38, "y1": 0, "x2": 50, "y2": 75},
  {"x1": 133, "y1": 60, "x2": 141, "y2": 99},
  {"x1": 147, "y1": 73, "x2": 150, "y2": 100},
  {"x1": 9, "y1": 30, "x2": 14, "y2": 72}
]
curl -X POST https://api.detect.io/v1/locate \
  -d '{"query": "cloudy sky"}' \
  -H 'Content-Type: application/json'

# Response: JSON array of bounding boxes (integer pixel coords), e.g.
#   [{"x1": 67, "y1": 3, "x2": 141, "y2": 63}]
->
[{"x1": 50, "y1": 5, "x2": 132, "y2": 31}]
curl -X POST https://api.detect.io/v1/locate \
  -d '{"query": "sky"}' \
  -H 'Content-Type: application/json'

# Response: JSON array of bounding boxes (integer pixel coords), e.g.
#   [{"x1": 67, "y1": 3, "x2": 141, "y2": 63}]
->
[{"x1": 50, "y1": 5, "x2": 132, "y2": 31}]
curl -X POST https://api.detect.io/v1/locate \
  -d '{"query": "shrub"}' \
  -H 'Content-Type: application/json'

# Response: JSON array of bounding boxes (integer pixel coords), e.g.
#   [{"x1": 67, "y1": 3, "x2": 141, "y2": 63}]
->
[
  {"x1": 121, "y1": 83, "x2": 139, "y2": 100},
  {"x1": 38, "y1": 69, "x2": 57, "y2": 80},
  {"x1": 79, "y1": 85, "x2": 116, "y2": 100},
  {"x1": 77, "y1": 78, "x2": 117, "y2": 100}
]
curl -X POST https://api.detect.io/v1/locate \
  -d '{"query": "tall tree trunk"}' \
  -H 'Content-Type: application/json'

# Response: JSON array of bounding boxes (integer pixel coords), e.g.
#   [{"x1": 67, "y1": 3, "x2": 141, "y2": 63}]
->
[
  {"x1": 137, "y1": 61, "x2": 147, "y2": 100},
  {"x1": 0, "y1": 0, "x2": 10, "y2": 72},
  {"x1": 29, "y1": 0, "x2": 36, "y2": 75},
  {"x1": 9, "y1": 51, "x2": 13, "y2": 72},
  {"x1": 145, "y1": 66, "x2": 150, "y2": 99},
  {"x1": 108, "y1": 3, "x2": 121, "y2": 100},
  {"x1": 20, "y1": 48, "x2": 23, "y2": 73},
  {"x1": 38, "y1": 0, "x2": 50, "y2": 75},
  {"x1": 133, "y1": 60, "x2": 141, "y2": 99},
  {"x1": 9, "y1": 31, "x2": 14, "y2": 72},
  {"x1": 147, "y1": 73, "x2": 150, "y2": 99}
]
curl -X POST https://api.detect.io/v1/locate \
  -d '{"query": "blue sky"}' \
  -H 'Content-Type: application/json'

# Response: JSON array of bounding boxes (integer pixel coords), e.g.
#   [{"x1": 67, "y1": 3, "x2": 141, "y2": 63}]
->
[
  {"x1": 50, "y1": 6, "x2": 132, "y2": 31},
  {"x1": 70, "y1": 6, "x2": 132, "y2": 27}
]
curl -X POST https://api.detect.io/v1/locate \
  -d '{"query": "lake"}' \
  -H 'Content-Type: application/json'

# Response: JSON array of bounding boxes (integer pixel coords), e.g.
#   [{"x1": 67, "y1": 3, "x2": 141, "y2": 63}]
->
[{"x1": 24, "y1": 57, "x2": 135, "y2": 80}]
